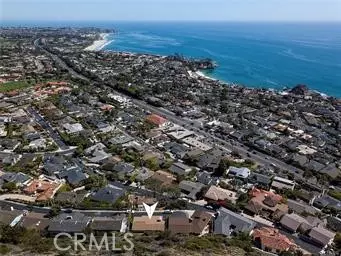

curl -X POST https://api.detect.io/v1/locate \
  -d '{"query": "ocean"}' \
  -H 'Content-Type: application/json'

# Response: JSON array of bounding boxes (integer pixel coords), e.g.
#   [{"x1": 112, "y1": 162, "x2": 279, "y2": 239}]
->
[
  {"x1": 103, "y1": 22, "x2": 341, "y2": 97},
  {"x1": 2, "y1": 21, "x2": 341, "y2": 97}
]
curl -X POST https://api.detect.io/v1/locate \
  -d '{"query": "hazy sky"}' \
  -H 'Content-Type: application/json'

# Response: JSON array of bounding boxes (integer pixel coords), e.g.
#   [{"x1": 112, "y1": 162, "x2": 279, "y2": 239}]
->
[{"x1": 1, "y1": 0, "x2": 340, "y2": 22}]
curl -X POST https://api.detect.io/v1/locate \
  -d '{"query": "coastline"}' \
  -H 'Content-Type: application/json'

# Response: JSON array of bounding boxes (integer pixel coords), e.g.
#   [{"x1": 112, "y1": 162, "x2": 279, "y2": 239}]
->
[
  {"x1": 84, "y1": 33, "x2": 113, "y2": 51},
  {"x1": 188, "y1": 70, "x2": 219, "y2": 82},
  {"x1": 91, "y1": 35, "x2": 338, "y2": 99},
  {"x1": 195, "y1": 71, "x2": 218, "y2": 81}
]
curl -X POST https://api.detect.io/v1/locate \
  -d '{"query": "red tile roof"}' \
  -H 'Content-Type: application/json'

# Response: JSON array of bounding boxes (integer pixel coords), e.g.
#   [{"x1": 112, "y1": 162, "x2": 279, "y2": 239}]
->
[
  {"x1": 249, "y1": 188, "x2": 283, "y2": 202},
  {"x1": 252, "y1": 227, "x2": 297, "y2": 252},
  {"x1": 24, "y1": 179, "x2": 60, "y2": 201},
  {"x1": 146, "y1": 114, "x2": 167, "y2": 126},
  {"x1": 47, "y1": 81, "x2": 68, "y2": 86}
]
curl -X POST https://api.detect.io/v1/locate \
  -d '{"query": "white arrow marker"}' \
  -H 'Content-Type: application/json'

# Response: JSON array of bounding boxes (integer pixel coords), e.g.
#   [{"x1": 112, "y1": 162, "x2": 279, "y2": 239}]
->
[{"x1": 143, "y1": 202, "x2": 158, "y2": 219}]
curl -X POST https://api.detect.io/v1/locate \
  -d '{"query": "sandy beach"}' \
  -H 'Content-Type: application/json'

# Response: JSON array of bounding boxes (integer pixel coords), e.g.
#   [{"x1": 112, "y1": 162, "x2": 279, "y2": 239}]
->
[
  {"x1": 195, "y1": 71, "x2": 217, "y2": 81},
  {"x1": 84, "y1": 33, "x2": 113, "y2": 51}
]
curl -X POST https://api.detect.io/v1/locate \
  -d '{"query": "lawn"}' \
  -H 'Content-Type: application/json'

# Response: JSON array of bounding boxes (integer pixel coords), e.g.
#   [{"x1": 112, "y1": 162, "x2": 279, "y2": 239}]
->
[{"x1": 0, "y1": 81, "x2": 31, "y2": 93}]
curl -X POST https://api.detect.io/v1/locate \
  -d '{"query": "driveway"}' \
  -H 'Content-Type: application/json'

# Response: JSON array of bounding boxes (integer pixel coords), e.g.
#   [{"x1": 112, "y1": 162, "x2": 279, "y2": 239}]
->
[{"x1": 0, "y1": 193, "x2": 36, "y2": 202}]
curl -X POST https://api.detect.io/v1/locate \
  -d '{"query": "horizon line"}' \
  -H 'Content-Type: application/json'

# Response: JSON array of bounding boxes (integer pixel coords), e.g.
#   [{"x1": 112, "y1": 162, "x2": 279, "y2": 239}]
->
[{"x1": 1, "y1": 19, "x2": 341, "y2": 23}]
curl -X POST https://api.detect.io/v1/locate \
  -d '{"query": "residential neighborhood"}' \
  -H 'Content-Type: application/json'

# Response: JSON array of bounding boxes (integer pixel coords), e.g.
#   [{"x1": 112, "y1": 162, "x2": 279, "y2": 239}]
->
[{"x1": 0, "y1": 27, "x2": 340, "y2": 256}]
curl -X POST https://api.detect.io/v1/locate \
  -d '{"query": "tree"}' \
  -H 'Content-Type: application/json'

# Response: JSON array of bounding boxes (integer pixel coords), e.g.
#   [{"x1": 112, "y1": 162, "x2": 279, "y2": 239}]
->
[
  {"x1": 220, "y1": 87, "x2": 229, "y2": 101},
  {"x1": 187, "y1": 168, "x2": 197, "y2": 179},
  {"x1": 82, "y1": 175, "x2": 107, "y2": 190},
  {"x1": 2, "y1": 182, "x2": 17, "y2": 192},
  {"x1": 237, "y1": 193, "x2": 250, "y2": 204},
  {"x1": 214, "y1": 158, "x2": 229, "y2": 177},
  {"x1": 228, "y1": 232, "x2": 253, "y2": 252},
  {"x1": 47, "y1": 205, "x2": 61, "y2": 218},
  {"x1": 0, "y1": 225, "x2": 24, "y2": 244},
  {"x1": 244, "y1": 159, "x2": 255, "y2": 166},
  {"x1": 145, "y1": 157, "x2": 159, "y2": 171},
  {"x1": 334, "y1": 232, "x2": 341, "y2": 250}
]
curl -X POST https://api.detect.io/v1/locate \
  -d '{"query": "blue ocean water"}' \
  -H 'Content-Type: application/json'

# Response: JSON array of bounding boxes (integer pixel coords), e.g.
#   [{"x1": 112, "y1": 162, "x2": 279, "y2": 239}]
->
[
  {"x1": 103, "y1": 22, "x2": 341, "y2": 97},
  {"x1": 2, "y1": 21, "x2": 341, "y2": 97}
]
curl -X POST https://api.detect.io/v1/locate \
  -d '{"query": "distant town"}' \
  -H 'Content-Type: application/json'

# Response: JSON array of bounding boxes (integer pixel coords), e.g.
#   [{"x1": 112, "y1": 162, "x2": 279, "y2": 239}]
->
[{"x1": 0, "y1": 27, "x2": 340, "y2": 256}]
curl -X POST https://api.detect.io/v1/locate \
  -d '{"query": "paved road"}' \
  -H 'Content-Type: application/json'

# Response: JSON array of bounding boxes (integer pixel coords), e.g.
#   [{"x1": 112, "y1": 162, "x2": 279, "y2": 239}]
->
[
  {"x1": 34, "y1": 38, "x2": 89, "y2": 82},
  {"x1": 0, "y1": 198, "x2": 320, "y2": 253},
  {"x1": 0, "y1": 194, "x2": 36, "y2": 202},
  {"x1": 26, "y1": 106, "x2": 68, "y2": 150},
  {"x1": 0, "y1": 196, "x2": 194, "y2": 217}
]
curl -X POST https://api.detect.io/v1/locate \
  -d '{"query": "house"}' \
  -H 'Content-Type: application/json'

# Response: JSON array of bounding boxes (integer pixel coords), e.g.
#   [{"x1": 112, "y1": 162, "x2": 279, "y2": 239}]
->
[
  {"x1": 108, "y1": 134, "x2": 134, "y2": 146},
  {"x1": 43, "y1": 154, "x2": 68, "y2": 176},
  {"x1": 305, "y1": 160, "x2": 325, "y2": 173},
  {"x1": 3, "y1": 154, "x2": 22, "y2": 166},
  {"x1": 245, "y1": 188, "x2": 288, "y2": 220},
  {"x1": 0, "y1": 138, "x2": 21, "y2": 152},
  {"x1": 128, "y1": 195, "x2": 157, "y2": 210},
  {"x1": 271, "y1": 176, "x2": 295, "y2": 191},
  {"x1": 291, "y1": 154, "x2": 308, "y2": 167},
  {"x1": 168, "y1": 210, "x2": 213, "y2": 235},
  {"x1": 90, "y1": 215, "x2": 128, "y2": 233},
  {"x1": 214, "y1": 207, "x2": 256, "y2": 236},
  {"x1": 179, "y1": 180, "x2": 205, "y2": 200},
  {"x1": 23, "y1": 132, "x2": 41, "y2": 142},
  {"x1": 1, "y1": 172, "x2": 32, "y2": 187},
  {"x1": 0, "y1": 209, "x2": 23, "y2": 226},
  {"x1": 169, "y1": 162, "x2": 192, "y2": 176},
  {"x1": 101, "y1": 156, "x2": 122, "y2": 171},
  {"x1": 168, "y1": 211, "x2": 192, "y2": 234},
  {"x1": 252, "y1": 227, "x2": 298, "y2": 253},
  {"x1": 313, "y1": 195, "x2": 341, "y2": 212},
  {"x1": 145, "y1": 129, "x2": 163, "y2": 140},
  {"x1": 197, "y1": 150, "x2": 222, "y2": 171},
  {"x1": 167, "y1": 128, "x2": 194, "y2": 141},
  {"x1": 48, "y1": 212, "x2": 91, "y2": 234},
  {"x1": 248, "y1": 172, "x2": 272, "y2": 189},
  {"x1": 90, "y1": 186, "x2": 125, "y2": 204},
  {"x1": 58, "y1": 167, "x2": 87, "y2": 186},
  {"x1": 150, "y1": 170, "x2": 176, "y2": 186},
  {"x1": 134, "y1": 167, "x2": 154, "y2": 182},
  {"x1": 295, "y1": 216, "x2": 325, "y2": 236},
  {"x1": 182, "y1": 137, "x2": 212, "y2": 152},
  {"x1": 88, "y1": 150, "x2": 111, "y2": 164},
  {"x1": 84, "y1": 143, "x2": 110, "y2": 164},
  {"x1": 318, "y1": 164, "x2": 341, "y2": 179},
  {"x1": 62, "y1": 123, "x2": 84, "y2": 134},
  {"x1": 196, "y1": 171, "x2": 219, "y2": 186},
  {"x1": 163, "y1": 141, "x2": 188, "y2": 159},
  {"x1": 287, "y1": 199, "x2": 318, "y2": 215},
  {"x1": 204, "y1": 185, "x2": 238, "y2": 203},
  {"x1": 146, "y1": 114, "x2": 168, "y2": 128},
  {"x1": 295, "y1": 189, "x2": 319, "y2": 205},
  {"x1": 184, "y1": 148, "x2": 205, "y2": 162},
  {"x1": 279, "y1": 213, "x2": 308, "y2": 233},
  {"x1": 327, "y1": 216, "x2": 341, "y2": 232},
  {"x1": 17, "y1": 212, "x2": 50, "y2": 231},
  {"x1": 307, "y1": 226, "x2": 335, "y2": 248},
  {"x1": 227, "y1": 166, "x2": 251, "y2": 180},
  {"x1": 191, "y1": 210, "x2": 213, "y2": 235},
  {"x1": 28, "y1": 138, "x2": 47, "y2": 150},
  {"x1": 23, "y1": 178, "x2": 62, "y2": 201},
  {"x1": 54, "y1": 191, "x2": 87, "y2": 205},
  {"x1": 131, "y1": 215, "x2": 165, "y2": 232},
  {"x1": 112, "y1": 162, "x2": 135, "y2": 176}
]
